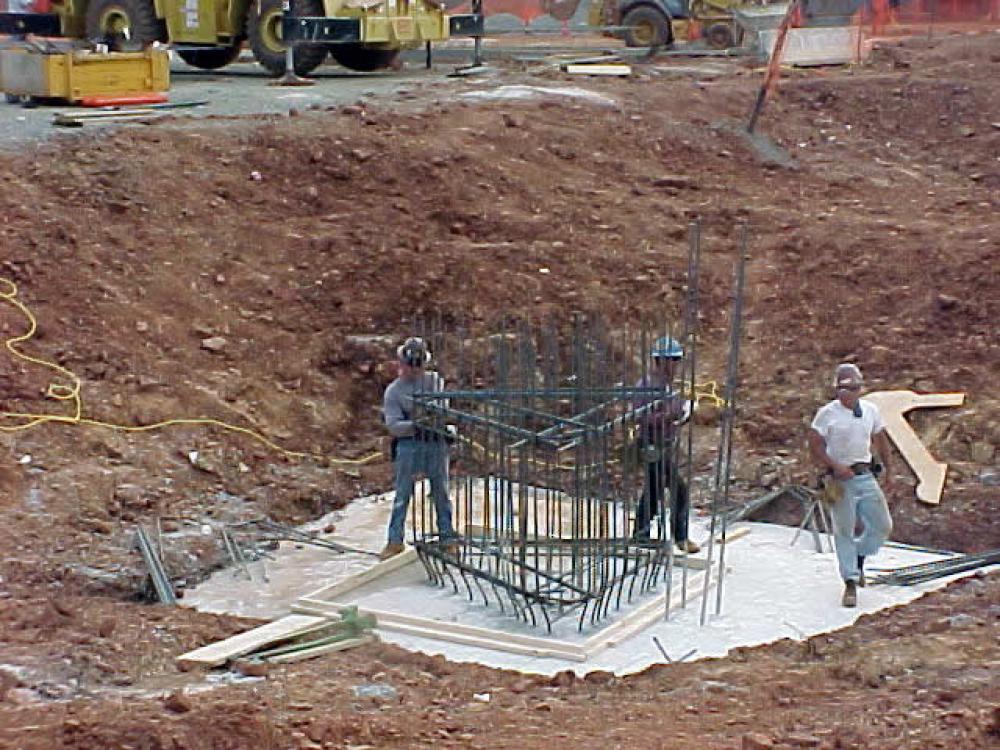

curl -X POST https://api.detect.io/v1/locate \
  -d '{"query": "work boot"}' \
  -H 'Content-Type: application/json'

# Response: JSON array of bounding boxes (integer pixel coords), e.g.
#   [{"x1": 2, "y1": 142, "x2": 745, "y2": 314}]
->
[
  {"x1": 676, "y1": 539, "x2": 701, "y2": 554},
  {"x1": 379, "y1": 542, "x2": 405, "y2": 561},
  {"x1": 842, "y1": 580, "x2": 858, "y2": 608},
  {"x1": 857, "y1": 556, "x2": 866, "y2": 587}
]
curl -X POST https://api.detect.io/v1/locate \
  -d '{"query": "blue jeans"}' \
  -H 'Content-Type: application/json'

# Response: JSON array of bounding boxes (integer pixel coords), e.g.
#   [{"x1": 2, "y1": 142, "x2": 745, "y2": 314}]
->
[
  {"x1": 387, "y1": 438, "x2": 455, "y2": 544},
  {"x1": 827, "y1": 474, "x2": 893, "y2": 582}
]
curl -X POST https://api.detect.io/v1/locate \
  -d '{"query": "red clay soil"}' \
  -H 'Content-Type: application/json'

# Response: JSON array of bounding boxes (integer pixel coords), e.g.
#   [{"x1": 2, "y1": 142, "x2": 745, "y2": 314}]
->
[{"x1": 0, "y1": 30, "x2": 997, "y2": 750}]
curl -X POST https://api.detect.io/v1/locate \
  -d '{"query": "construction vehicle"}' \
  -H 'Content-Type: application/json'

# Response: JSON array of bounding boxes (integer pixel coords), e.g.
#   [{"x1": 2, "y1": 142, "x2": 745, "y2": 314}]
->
[
  {"x1": 0, "y1": 0, "x2": 483, "y2": 77},
  {"x1": 589, "y1": 0, "x2": 768, "y2": 49}
]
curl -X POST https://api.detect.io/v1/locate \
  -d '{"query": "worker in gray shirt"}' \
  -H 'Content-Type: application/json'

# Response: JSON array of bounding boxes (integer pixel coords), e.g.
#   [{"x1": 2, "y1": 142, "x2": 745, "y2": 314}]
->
[{"x1": 380, "y1": 337, "x2": 456, "y2": 560}]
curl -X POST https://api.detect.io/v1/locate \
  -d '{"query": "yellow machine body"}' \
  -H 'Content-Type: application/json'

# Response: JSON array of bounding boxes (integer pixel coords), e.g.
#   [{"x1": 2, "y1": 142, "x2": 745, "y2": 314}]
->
[{"x1": 0, "y1": 46, "x2": 169, "y2": 102}]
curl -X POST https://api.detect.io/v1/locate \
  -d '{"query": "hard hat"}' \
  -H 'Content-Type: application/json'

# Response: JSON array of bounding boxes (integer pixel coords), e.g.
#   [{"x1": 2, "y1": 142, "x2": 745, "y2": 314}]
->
[
  {"x1": 650, "y1": 336, "x2": 684, "y2": 360},
  {"x1": 397, "y1": 337, "x2": 431, "y2": 368},
  {"x1": 833, "y1": 363, "x2": 863, "y2": 389}
]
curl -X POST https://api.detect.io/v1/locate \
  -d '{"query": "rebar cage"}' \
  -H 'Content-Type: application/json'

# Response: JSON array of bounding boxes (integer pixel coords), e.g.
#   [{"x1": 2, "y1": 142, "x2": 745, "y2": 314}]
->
[
  {"x1": 397, "y1": 221, "x2": 748, "y2": 632},
  {"x1": 398, "y1": 318, "x2": 702, "y2": 632}
]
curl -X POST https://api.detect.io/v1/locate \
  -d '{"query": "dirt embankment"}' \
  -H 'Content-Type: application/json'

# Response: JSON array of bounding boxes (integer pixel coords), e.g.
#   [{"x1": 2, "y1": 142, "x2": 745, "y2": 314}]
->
[{"x1": 0, "y1": 30, "x2": 997, "y2": 750}]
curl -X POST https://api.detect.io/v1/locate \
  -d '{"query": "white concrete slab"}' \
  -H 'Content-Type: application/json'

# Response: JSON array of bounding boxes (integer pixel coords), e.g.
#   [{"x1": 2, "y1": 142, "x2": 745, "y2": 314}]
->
[{"x1": 184, "y1": 488, "x2": 990, "y2": 677}]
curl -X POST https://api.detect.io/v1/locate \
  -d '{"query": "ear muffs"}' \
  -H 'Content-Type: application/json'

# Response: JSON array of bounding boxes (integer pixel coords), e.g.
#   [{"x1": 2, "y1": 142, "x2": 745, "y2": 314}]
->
[{"x1": 397, "y1": 337, "x2": 431, "y2": 367}]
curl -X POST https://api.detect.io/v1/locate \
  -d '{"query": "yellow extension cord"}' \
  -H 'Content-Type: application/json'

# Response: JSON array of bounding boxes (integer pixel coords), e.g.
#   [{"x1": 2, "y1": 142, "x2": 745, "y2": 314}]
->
[
  {"x1": 1, "y1": 277, "x2": 727, "y2": 468},
  {"x1": 0, "y1": 277, "x2": 381, "y2": 466}
]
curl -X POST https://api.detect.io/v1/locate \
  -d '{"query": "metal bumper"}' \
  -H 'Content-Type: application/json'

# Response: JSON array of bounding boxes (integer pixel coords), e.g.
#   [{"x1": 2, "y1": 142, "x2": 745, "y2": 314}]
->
[
  {"x1": 281, "y1": 16, "x2": 361, "y2": 43},
  {"x1": 448, "y1": 13, "x2": 484, "y2": 37},
  {"x1": 0, "y1": 12, "x2": 62, "y2": 36},
  {"x1": 282, "y1": 13, "x2": 483, "y2": 43}
]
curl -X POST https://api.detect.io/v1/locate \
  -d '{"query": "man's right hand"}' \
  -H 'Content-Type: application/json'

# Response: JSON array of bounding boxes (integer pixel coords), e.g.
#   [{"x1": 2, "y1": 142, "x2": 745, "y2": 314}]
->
[{"x1": 831, "y1": 463, "x2": 854, "y2": 481}]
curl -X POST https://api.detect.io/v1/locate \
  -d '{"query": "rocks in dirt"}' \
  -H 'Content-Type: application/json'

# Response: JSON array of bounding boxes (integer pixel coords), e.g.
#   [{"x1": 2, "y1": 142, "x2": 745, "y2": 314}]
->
[
  {"x1": 115, "y1": 483, "x2": 150, "y2": 510},
  {"x1": 781, "y1": 736, "x2": 822, "y2": 748},
  {"x1": 233, "y1": 659, "x2": 270, "y2": 678},
  {"x1": 163, "y1": 690, "x2": 194, "y2": 713},
  {"x1": 583, "y1": 670, "x2": 615, "y2": 685},
  {"x1": 548, "y1": 669, "x2": 576, "y2": 688},
  {"x1": 651, "y1": 175, "x2": 698, "y2": 190},
  {"x1": 935, "y1": 293, "x2": 960, "y2": 310},
  {"x1": 200, "y1": 336, "x2": 228, "y2": 353},
  {"x1": 509, "y1": 678, "x2": 534, "y2": 694},
  {"x1": 351, "y1": 683, "x2": 397, "y2": 700},
  {"x1": 968, "y1": 441, "x2": 994, "y2": 464},
  {"x1": 500, "y1": 112, "x2": 522, "y2": 128},
  {"x1": 97, "y1": 617, "x2": 116, "y2": 638},
  {"x1": 4, "y1": 688, "x2": 41, "y2": 706},
  {"x1": 979, "y1": 468, "x2": 1000, "y2": 487},
  {"x1": 49, "y1": 598, "x2": 75, "y2": 619},
  {"x1": 741, "y1": 733, "x2": 775, "y2": 750},
  {"x1": 76, "y1": 517, "x2": 114, "y2": 535}
]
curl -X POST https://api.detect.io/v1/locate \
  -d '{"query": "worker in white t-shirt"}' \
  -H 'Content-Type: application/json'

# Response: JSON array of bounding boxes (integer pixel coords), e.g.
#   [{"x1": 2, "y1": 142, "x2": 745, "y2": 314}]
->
[{"x1": 808, "y1": 363, "x2": 895, "y2": 608}]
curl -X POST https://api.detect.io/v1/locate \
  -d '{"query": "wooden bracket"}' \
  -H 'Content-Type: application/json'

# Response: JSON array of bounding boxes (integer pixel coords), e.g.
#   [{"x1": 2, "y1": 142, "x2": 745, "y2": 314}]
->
[{"x1": 864, "y1": 390, "x2": 966, "y2": 505}]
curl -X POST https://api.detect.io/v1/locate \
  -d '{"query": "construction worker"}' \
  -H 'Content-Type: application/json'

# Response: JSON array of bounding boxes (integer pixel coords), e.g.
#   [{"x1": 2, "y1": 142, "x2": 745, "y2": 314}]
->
[
  {"x1": 380, "y1": 337, "x2": 456, "y2": 560},
  {"x1": 808, "y1": 363, "x2": 895, "y2": 608},
  {"x1": 633, "y1": 335, "x2": 701, "y2": 554}
]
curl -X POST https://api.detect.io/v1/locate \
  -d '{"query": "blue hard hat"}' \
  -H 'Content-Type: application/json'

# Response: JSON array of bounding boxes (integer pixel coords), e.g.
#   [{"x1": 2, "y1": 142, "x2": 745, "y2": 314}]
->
[{"x1": 650, "y1": 336, "x2": 684, "y2": 360}]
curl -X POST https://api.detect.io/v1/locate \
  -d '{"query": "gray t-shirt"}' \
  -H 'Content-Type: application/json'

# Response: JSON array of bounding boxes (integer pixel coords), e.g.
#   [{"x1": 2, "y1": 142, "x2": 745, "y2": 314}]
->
[{"x1": 383, "y1": 371, "x2": 445, "y2": 438}]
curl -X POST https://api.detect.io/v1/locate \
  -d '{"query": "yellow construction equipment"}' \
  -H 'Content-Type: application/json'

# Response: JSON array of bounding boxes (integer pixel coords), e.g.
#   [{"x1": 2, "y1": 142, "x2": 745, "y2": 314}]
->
[
  {"x1": 0, "y1": 0, "x2": 483, "y2": 78},
  {"x1": 0, "y1": 43, "x2": 168, "y2": 103}
]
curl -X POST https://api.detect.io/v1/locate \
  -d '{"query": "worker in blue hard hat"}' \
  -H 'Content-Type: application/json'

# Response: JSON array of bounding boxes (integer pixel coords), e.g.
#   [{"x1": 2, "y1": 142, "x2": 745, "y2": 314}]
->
[{"x1": 632, "y1": 336, "x2": 700, "y2": 553}]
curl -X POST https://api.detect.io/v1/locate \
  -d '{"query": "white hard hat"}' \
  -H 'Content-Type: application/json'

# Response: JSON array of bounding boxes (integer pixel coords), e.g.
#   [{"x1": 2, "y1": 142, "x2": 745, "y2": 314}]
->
[{"x1": 833, "y1": 363, "x2": 863, "y2": 388}]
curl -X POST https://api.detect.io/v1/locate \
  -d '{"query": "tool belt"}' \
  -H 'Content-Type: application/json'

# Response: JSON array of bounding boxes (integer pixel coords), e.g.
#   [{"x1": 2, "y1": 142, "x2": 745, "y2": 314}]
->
[{"x1": 850, "y1": 462, "x2": 872, "y2": 476}]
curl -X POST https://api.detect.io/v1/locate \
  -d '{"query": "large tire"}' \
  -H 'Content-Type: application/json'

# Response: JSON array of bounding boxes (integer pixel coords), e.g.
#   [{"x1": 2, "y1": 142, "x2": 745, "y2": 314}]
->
[
  {"x1": 703, "y1": 22, "x2": 734, "y2": 50},
  {"x1": 621, "y1": 5, "x2": 672, "y2": 48},
  {"x1": 248, "y1": 0, "x2": 327, "y2": 77},
  {"x1": 177, "y1": 44, "x2": 243, "y2": 70},
  {"x1": 329, "y1": 44, "x2": 399, "y2": 72},
  {"x1": 85, "y1": 0, "x2": 162, "y2": 51}
]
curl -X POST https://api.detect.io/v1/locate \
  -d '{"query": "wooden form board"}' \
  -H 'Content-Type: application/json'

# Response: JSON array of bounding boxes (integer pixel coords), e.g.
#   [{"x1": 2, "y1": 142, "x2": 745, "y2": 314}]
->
[
  {"x1": 263, "y1": 634, "x2": 376, "y2": 664},
  {"x1": 176, "y1": 614, "x2": 327, "y2": 669},
  {"x1": 563, "y1": 64, "x2": 632, "y2": 76},
  {"x1": 291, "y1": 533, "x2": 746, "y2": 662},
  {"x1": 864, "y1": 390, "x2": 965, "y2": 505}
]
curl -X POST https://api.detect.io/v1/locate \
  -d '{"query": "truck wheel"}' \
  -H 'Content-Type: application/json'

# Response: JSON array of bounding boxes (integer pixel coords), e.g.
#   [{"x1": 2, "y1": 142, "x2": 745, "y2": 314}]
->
[
  {"x1": 85, "y1": 0, "x2": 162, "y2": 51},
  {"x1": 622, "y1": 5, "x2": 672, "y2": 48},
  {"x1": 704, "y1": 22, "x2": 734, "y2": 50},
  {"x1": 177, "y1": 44, "x2": 243, "y2": 70},
  {"x1": 248, "y1": 0, "x2": 327, "y2": 76},
  {"x1": 329, "y1": 45, "x2": 399, "y2": 72}
]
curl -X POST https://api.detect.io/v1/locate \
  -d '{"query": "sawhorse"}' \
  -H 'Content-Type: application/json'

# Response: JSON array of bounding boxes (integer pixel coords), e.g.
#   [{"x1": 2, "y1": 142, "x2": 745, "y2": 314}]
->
[{"x1": 788, "y1": 485, "x2": 834, "y2": 553}]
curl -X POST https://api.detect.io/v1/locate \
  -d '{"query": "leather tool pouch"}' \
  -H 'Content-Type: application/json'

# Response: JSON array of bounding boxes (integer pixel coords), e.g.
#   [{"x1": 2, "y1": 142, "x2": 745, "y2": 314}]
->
[{"x1": 820, "y1": 474, "x2": 843, "y2": 504}]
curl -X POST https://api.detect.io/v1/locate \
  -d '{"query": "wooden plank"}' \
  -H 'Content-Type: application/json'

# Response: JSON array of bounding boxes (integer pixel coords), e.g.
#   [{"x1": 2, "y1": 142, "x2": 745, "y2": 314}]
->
[
  {"x1": 583, "y1": 570, "x2": 710, "y2": 655},
  {"x1": 864, "y1": 390, "x2": 965, "y2": 505},
  {"x1": 300, "y1": 548, "x2": 418, "y2": 603},
  {"x1": 297, "y1": 596, "x2": 585, "y2": 655},
  {"x1": 292, "y1": 600, "x2": 588, "y2": 661},
  {"x1": 716, "y1": 526, "x2": 750, "y2": 544},
  {"x1": 264, "y1": 634, "x2": 376, "y2": 664},
  {"x1": 563, "y1": 63, "x2": 632, "y2": 76},
  {"x1": 176, "y1": 614, "x2": 328, "y2": 669}
]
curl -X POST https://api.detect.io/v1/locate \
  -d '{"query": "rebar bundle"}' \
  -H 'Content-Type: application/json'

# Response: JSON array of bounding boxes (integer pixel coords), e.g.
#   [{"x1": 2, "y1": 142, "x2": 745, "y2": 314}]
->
[
  {"x1": 868, "y1": 549, "x2": 1000, "y2": 586},
  {"x1": 400, "y1": 221, "x2": 749, "y2": 632}
]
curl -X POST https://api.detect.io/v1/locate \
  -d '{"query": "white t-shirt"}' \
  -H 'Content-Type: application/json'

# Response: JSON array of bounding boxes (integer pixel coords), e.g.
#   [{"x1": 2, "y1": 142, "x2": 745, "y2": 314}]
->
[{"x1": 810, "y1": 398, "x2": 885, "y2": 465}]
